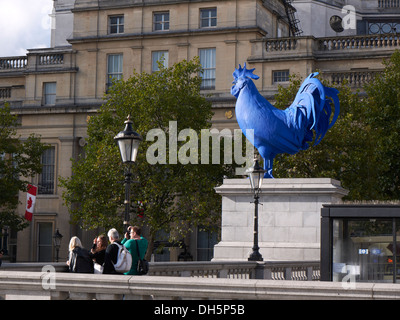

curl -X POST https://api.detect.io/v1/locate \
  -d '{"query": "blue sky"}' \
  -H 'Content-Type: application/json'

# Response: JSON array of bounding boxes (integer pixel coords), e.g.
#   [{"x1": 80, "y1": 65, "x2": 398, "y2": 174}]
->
[{"x1": 0, "y1": 0, "x2": 53, "y2": 57}]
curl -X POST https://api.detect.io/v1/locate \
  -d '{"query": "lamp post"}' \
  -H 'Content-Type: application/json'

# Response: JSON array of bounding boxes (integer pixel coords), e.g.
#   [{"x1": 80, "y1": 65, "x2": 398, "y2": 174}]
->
[
  {"x1": 1, "y1": 227, "x2": 9, "y2": 256},
  {"x1": 114, "y1": 115, "x2": 143, "y2": 233},
  {"x1": 246, "y1": 158, "x2": 265, "y2": 261},
  {"x1": 53, "y1": 229, "x2": 63, "y2": 262}
]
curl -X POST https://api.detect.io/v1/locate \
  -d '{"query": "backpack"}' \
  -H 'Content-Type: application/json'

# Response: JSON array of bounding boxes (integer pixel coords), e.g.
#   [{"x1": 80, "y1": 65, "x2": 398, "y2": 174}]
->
[
  {"x1": 112, "y1": 242, "x2": 132, "y2": 273},
  {"x1": 135, "y1": 240, "x2": 149, "y2": 275}
]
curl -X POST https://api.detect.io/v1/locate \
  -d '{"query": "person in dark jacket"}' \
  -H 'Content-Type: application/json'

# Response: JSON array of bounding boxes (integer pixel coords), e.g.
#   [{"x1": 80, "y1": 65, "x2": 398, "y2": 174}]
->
[
  {"x1": 67, "y1": 236, "x2": 94, "y2": 273},
  {"x1": 89, "y1": 234, "x2": 107, "y2": 273},
  {"x1": 102, "y1": 228, "x2": 122, "y2": 274}
]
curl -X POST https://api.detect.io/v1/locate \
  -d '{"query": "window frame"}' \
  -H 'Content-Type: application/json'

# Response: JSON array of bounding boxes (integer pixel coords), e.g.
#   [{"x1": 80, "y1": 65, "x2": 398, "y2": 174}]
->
[
  {"x1": 200, "y1": 8, "x2": 217, "y2": 28},
  {"x1": 199, "y1": 48, "x2": 216, "y2": 90},
  {"x1": 38, "y1": 146, "x2": 56, "y2": 195},
  {"x1": 152, "y1": 51, "x2": 169, "y2": 72},
  {"x1": 109, "y1": 15, "x2": 125, "y2": 34},
  {"x1": 153, "y1": 11, "x2": 170, "y2": 31},
  {"x1": 36, "y1": 221, "x2": 54, "y2": 262},
  {"x1": 106, "y1": 54, "x2": 123, "y2": 91},
  {"x1": 43, "y1": 82, "x2": 56, "y2": 106},
  {"x1": 272, "y1": 70, "x2": 290, "y2": 84}
]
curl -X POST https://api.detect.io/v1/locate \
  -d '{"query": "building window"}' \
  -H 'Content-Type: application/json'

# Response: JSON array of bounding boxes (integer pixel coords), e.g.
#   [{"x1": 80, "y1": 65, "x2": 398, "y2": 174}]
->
[
  {"x1": 153, "y1": 229, "x2": 170, "y2": 262},
  {"x1": 38, "y1": 147, "x2": 55, "y2": 195},
  {"x1": 200, "y1": 8, "x2": 217, "y2": 28},
  {"x1": 109, "y1": 15, "x2": 124, "y2": 34},
  {"x1": 37, "y1": 222, "x2": 53, "y2": 262},
  {"x1": 107, "y1": 54, "x2": 123, "y2": 91},
  {"x1": 153, "y1": 12, "x2": 170, "y2": 31},
  {"x1": 199, "y1": 48, "x2": 216, "y2": 89},
  {"x1": 368, "y1": 21, "x2": 400, "y2": 34},
  {"x1": 43, "y1": 82, "x2": 56, "y2": 106},
  {"x1": 152, "y1": 51, "x2": 169, "y2": 72},
  {"x1": 197, "y1": 227, "x2": 218, "y2": 261},
  {"x1": 273, "y1": 70, "x2": 290, "y2": 83}
]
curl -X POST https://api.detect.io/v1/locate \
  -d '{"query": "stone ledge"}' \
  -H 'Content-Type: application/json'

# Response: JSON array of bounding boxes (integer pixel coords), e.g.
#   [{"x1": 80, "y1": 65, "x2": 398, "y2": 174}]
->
[
  {"x1": 1, "y1": 271, "x2": 400, "y2": 300},
  {"x1": 215, "y1": 178, "x2": 349, "y2": 197}
]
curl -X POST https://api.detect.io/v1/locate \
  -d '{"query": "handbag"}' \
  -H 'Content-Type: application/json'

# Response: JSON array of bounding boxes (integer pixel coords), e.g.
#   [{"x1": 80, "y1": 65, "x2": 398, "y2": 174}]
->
[
  {"x1": 135, "y1": 240, "x2": 149, "y2": 275},
  {"x1": 94, "y1": 262, "x2": 103, "y2": 274}
]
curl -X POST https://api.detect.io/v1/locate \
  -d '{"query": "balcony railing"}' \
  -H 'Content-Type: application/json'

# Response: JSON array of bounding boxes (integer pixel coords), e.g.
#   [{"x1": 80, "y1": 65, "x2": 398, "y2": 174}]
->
[
  {"x1": 38, "y1": 53, "x2": 64, "y2": 65},
  {"x1": 0, "y1": 56, "x2": 27, "y2": 70},
  {"x1": 378, "y1": 0, "x2": 400, "y2": 7},
  {"x1": 325, "y1": 70, "x2": 381, "y2": 87},
  {"x1": 265, "y1": 38, "x2": 298, "y2": 52},
  {"x1": 249, "y1": 33, "x2": 400, "y2": 88},
  {"x1": 0, "y1": 87, "x2": 11, "y2": 99},
  {"x1": 318, "y1": 33, "x2": 400, "y2": 51},
  {"x1": 262, "y1": 33, "x2": 400, "y2": 54}
]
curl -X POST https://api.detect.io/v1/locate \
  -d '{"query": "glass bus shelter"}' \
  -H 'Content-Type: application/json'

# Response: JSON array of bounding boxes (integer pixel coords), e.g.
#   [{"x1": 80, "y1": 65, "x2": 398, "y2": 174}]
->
[{"x1": 321, "y1": 204, "x2": 400, "y2": 283}]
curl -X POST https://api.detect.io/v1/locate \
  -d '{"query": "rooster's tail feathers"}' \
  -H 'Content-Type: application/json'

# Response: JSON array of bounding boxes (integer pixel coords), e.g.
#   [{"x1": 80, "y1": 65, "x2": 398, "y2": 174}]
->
[
  {"x1": 324, "y1": 86, "x2": 340, "y2": 129},
  {"x1": 295, "y1": 74, "x2": 340, "y2": 146},
  {"x1": 313, "y1": 85, "x2": 340, "y2": 145}
]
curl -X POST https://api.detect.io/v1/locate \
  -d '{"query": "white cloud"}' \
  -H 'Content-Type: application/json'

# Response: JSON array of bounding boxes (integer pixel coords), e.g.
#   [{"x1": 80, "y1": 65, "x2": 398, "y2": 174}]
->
[{"x1": 0, "y1": 0, "x2": 53, "y2": 57}]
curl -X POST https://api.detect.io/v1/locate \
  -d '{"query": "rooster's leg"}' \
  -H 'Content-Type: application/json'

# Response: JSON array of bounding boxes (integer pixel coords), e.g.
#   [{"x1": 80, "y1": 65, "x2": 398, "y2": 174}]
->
[{"x1": 263, "y1": 157, "x2": 274, "y2": 179}]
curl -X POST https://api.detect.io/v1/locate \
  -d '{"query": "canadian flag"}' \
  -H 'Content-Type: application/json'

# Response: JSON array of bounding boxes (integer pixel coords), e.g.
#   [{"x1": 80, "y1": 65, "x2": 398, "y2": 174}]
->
[{"x1": 25, "y1": 184, "x2": 37, "y2": 221}]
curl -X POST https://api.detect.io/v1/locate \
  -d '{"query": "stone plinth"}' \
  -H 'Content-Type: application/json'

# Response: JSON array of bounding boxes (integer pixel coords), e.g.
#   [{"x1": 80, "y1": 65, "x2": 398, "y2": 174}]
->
[{"x1": 213, "y1": 178, "x2": 348, "y2": 261}]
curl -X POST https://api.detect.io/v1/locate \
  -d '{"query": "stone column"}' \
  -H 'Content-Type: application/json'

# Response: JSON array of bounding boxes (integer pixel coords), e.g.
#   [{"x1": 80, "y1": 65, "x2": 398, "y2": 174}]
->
[{"x1": 213, "y1": 178, "x2": 348, "y2": 261}]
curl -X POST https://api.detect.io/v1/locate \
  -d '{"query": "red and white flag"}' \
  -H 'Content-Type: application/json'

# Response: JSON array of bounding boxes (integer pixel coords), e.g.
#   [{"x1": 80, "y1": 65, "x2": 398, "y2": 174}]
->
[{"x1": 25, "y1": 184, "x2": 37, "y2": 221}]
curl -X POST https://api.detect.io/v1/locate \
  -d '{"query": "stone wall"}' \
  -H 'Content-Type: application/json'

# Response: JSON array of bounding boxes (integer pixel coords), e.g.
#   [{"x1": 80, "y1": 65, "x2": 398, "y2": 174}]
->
[{"x1": 213, "y1": 178, "x2": 348, "y2": 261}]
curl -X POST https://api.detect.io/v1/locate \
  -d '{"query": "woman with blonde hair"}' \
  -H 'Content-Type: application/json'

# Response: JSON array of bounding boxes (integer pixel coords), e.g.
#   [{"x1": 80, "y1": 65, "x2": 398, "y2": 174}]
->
[{"x1": 66, "y1": 236, "x2": 94, "y2": 273}]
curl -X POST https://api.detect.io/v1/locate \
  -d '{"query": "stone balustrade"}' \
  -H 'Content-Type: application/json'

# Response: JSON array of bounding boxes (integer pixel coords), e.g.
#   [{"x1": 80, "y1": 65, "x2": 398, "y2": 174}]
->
[
  {"x1": 0, "y1": 261, "x2": 320, "y2": 300},
  {"x1": 149, "y1": 261, "x2": 320, "y2": 280},
  {"x1": 0, "y1": 56, "x2": 27, "y2": 70},
  {"x1": 0, "y1": 260, "x2": 320, "y2": 280},
  {"x1": 0, "y1": 87, "x2": 11, "y2": 99},
  {"x1": 38, "y1": 53, "x2": 64, "y2": 65},
  {"x1": 261, "y1": 33, "x2": 400, "y2": 55},
  {"x1": 1, "y1": 261, "x2": 400, "y2": 300},
  {"x1": 1, "y1": 269, "x2": 400, "y2": 300},
  {"x1": 265, "y1": 38, "x2": 298, "y2": 52},
  {"x1": 326, "y1": 70, "x2": 381, "y2": 87},
  {"x1": 0, "y1": 49, "x2": 74, "y2": 74},
  {"x1": 378, "y1": 0, "x2": 400, "y2": 7},
  {"x1": 318, "y1": 33, "x2": 400, "y2": 51},
  {"x1": 249, "y1": 33, "x2": 400, "y2": 88}
]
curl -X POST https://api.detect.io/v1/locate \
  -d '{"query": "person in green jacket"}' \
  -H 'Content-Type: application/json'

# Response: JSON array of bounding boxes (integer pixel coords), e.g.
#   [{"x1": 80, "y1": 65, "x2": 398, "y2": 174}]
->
[{"x1": 121, "y1": 226, "x2": 148, "y2": 275}]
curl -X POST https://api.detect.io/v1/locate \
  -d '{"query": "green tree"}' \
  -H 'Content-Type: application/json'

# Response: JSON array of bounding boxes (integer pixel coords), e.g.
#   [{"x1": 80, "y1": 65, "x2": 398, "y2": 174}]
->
[
  {"x1": 273, "y1": 51, "x2": 400, "y2": 201},
  {"x1": 0, "y1": 103, "x2": 48, "y2": 233},
  {"x1": 364, "y1": 50, "x2": 400, "y2": 199},
  {"x1": 273, "y1": 73, "x2": 378, "y2": 200},
  {"x1": 60, "y1": 58, "x2": 234, "y2": 258}
]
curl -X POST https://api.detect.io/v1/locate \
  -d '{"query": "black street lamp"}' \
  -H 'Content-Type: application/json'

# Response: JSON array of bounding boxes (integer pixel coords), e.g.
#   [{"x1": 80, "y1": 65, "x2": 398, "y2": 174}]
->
[
  {"x1": 246, "y1": 157, "x2": 265, "y2": 261},
  {"x1": 1, "y1": 227, "x2": 9, "y2": 256},
  {"x1": 114, "y1": 115, "x2": 143, "y2": 233},
  {"x1": 53, "y1": 229, "x2": 63, "y2": 262}
]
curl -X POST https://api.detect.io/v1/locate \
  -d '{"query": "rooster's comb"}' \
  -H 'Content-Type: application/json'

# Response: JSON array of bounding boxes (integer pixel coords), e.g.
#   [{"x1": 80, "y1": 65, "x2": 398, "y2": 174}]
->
[{"x1": 233, "y1": 63, "x2": 260, "y2": 80}]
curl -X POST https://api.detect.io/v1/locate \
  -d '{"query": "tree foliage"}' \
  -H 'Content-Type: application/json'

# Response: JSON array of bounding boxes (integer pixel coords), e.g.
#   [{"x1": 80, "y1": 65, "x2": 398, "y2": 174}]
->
[
  {"x1": 364, "y1": 50, "x2": 400, "y2": 199},
  {"x1": 0, "y1": 103, "x2": 48, "y2": 233},
  {"x1": 274, "y1": 51, "x2": 400, "y2": 201},
  {"x1": 60, "y1": 58, "x2": 234, "y2": 255}
]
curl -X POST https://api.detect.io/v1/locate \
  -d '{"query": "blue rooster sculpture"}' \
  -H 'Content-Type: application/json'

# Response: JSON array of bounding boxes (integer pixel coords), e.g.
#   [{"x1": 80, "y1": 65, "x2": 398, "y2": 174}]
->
[{"x1": 231, "y1": 64, "x2": 340, "y2": 178}]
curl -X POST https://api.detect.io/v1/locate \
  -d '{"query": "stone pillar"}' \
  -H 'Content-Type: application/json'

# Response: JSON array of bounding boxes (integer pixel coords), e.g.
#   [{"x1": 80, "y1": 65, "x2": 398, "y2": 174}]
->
[{"x1": 213, "y1": 178, "x2": 348, "y2": 261}]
